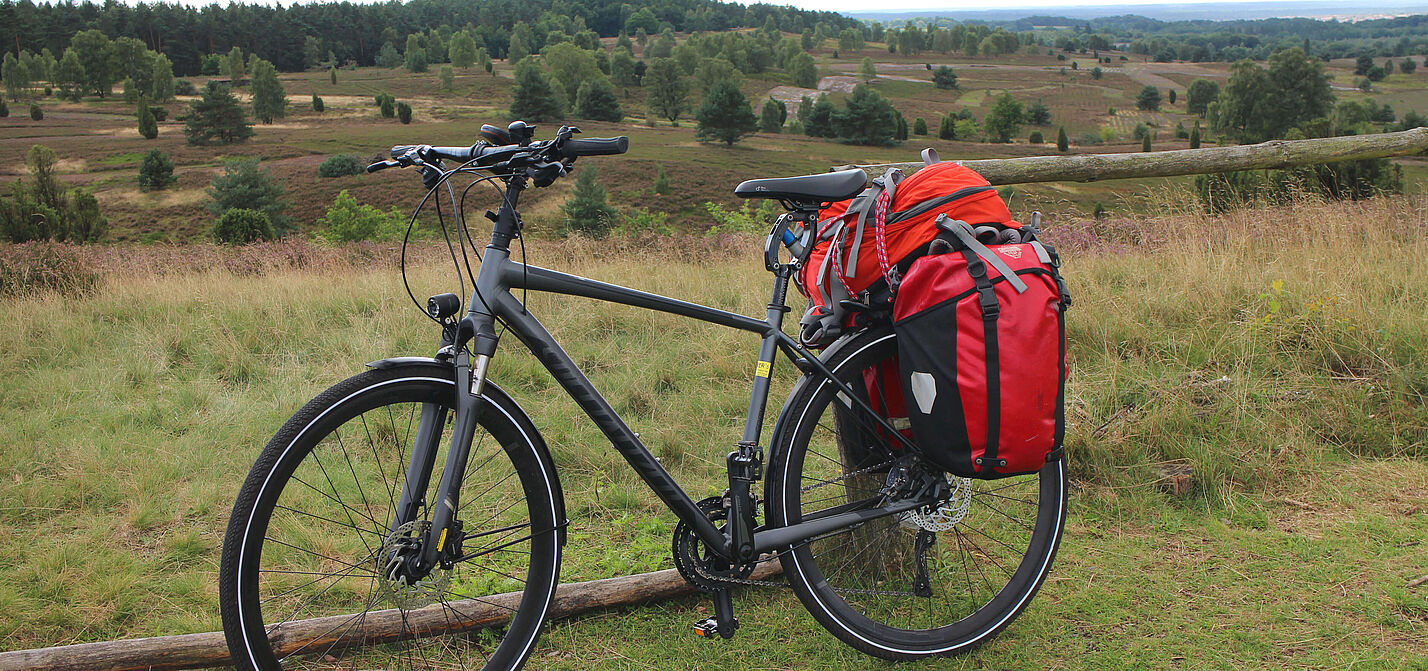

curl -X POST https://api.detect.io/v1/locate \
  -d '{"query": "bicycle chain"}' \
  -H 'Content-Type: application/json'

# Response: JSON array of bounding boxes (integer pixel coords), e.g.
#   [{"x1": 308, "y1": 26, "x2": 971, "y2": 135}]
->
[{"x1": 683, "y1": 457, "x2": 899, "y2": 590}]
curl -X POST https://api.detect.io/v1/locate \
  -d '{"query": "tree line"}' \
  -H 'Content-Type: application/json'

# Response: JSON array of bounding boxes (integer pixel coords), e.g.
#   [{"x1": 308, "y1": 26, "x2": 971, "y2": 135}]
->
[{"x1": 0, "y1": 0, "x2": 857, "y2": 76}]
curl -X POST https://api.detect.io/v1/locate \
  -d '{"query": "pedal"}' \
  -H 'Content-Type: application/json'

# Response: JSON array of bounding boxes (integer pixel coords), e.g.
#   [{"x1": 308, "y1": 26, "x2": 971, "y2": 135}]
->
[
  {"x1": 693, "y1": 588, "x2": 740, "y2": 639},
  {"x1": 692, "y1": 616, "x2": 739, "y2": 639},
  {"x1": 692, "y1": 618, "x2": 721, "y2": 638}
]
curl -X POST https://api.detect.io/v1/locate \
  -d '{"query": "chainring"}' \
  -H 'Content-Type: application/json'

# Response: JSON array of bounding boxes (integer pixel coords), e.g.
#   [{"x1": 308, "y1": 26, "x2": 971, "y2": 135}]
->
[
  {"x1": 672, "y1": 495, "x2": 758, "y2": 592},
  {"x1": 378, "y1": 521, "x2": 452, "y2": 610}
]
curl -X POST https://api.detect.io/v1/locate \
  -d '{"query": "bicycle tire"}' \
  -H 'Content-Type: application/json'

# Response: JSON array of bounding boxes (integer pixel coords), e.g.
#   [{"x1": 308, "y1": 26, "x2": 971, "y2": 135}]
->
[
  {"x1": 220, "y1": 362, "x2": 564, "y2": 671},
  {"x1": 767, "y1": 328, "x2": 1066, "y2": 660}
]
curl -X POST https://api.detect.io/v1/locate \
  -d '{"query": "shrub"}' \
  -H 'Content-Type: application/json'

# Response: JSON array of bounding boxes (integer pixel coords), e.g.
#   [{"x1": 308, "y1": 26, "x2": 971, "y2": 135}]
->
[
  {"x1": 1057, "y1": 126, "x2": 1069, "y2": 151},
  {"x1": 318, "y1": 190, "x2": 408, "y2": 241},
  {"x1": 29, "y1": 104, "x2": 42, "y2": 121},
  {"x1": 653, "y1": 165, "x2": 670, "y2": 195},
  {"x1": 207, "y1": 158, "x2": 291, "y2": 234},
  {"x1": 138, "y1": 149, "x2": 175, "y2": 191},
  {"x1": 212, "y1": 208, "x2": 274, "y2": 244},
  {"x1": 913, "y1": 117, "x2": 927, "y2": 135},
  {"x1": 562, "y1": 165, "x2": 617, "y2": 237},
  {"x1": 0, "y1": 242, "x2": 99, "y2": 297},
  {"x1": 174, "y1": 79, "x2": 196, "y2": 96},
  {"x1": 137, "y1": 101, "x2": 158, "y2": 139},
  {"x1": 1029, "y1": 130, "x2": 1044, "y2": 144},
  {"x1": 1, "y1": 145, "x2": 106, "y2": 243},
  {"x1": 150, "y1": 106, "x2": 168, "y2": 121},
  {"x1": 312, "y1": 94, "x2": 324, "y2": 112},
  {"x1": 0, "y1": 99, "x2": 7, "y2": 117},
  {"x1": 318, "y1": 154, "x2": 364, "y2": 178},
  {"x1": 396, "y1": 101, "x2": 412, "y2": 124}
]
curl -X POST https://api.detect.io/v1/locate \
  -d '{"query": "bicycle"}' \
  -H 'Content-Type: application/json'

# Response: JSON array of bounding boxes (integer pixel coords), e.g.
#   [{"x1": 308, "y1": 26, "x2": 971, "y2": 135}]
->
[{"x1": 218, "y1": 122, "x2": 1067, "y2": 670}]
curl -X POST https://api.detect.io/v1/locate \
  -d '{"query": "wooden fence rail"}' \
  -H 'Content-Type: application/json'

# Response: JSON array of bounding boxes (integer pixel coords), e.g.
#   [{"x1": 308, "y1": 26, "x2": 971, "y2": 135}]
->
[
  {"x1": 839, "y1": 127, "x2": 1428, "y2": 184},
  {"x1": 0, "y1": 563, "x2": 780, "y2": 671}
]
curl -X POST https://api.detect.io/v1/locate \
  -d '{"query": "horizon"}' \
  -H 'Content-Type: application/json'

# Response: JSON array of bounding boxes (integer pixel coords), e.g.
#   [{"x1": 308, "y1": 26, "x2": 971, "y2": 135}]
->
[{"x1": 86, "y1": 0, "x2": 1428, "y2": 19}]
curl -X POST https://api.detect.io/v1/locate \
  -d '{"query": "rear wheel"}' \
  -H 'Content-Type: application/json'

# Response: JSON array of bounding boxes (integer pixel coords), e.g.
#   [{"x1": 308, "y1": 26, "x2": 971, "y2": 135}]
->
[
  {"x1": 768, "y1": 328, "x2": 1066, "y2": 660},
  {"x1": 220, "y1": 363, "x2": 563, "y2": 671}
]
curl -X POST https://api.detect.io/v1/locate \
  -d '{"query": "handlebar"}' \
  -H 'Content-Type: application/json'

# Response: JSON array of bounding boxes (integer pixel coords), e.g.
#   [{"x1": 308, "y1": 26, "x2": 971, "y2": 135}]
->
[{"x1": 369, "y1": 127, "x2": 628, "y2": 181}]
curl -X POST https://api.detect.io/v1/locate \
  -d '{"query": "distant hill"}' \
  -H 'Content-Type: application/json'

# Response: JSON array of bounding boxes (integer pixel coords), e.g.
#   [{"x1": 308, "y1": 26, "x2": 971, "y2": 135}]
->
[{"x1": 847, "y1": 1, "x2": 1428, "y2": 23}]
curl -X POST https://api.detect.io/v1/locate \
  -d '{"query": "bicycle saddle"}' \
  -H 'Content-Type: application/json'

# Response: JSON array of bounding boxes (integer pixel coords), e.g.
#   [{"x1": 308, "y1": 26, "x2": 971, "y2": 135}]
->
[{"x1": 733, "y1": 169, "x2": 868, "y2": 206}]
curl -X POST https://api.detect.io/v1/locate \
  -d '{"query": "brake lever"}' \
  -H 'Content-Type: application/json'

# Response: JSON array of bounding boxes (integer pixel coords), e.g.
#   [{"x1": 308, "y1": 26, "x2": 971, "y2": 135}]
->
[{"x1": 367, "y1": 160, "x2": 401, "y2": 173}]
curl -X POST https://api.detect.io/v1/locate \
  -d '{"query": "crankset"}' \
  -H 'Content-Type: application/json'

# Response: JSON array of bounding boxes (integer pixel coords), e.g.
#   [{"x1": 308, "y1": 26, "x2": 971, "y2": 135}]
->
[{"x1": 672, "y1": 496, "x2": 758, "y2": 592}]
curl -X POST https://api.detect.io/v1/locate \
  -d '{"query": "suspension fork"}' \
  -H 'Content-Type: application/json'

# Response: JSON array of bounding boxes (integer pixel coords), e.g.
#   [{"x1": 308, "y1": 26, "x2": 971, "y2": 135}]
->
[{"x1": 393, "y1": 178, "x2": 525, "y2": 574}]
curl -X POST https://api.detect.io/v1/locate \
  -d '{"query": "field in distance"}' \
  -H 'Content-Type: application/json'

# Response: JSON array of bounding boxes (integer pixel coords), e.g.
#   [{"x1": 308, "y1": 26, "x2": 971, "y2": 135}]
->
[{"x1": 4, "y1": 33, "x2": 1428, "y2": 242}]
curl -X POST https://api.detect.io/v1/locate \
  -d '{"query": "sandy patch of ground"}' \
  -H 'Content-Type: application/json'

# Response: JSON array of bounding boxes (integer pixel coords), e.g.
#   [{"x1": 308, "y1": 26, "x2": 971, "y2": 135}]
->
[
  {"x1": 104, "y1": 187, "x2": 209, "y2": 208},
  {"x1": 56, "y1": 158, "x2": 89, "y2": 174}
]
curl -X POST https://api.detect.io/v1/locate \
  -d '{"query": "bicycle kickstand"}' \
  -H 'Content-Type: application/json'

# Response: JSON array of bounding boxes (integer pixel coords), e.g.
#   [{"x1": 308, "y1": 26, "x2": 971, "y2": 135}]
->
[{"x1": 693, "y1": 588, "x2": 739, "y2": 640}]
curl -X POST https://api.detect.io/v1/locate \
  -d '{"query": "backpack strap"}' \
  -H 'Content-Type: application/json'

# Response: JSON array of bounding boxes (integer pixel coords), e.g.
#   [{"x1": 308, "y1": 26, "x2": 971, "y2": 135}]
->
[
  {"x1": 845, "y1": 168, "x2": 901, "y2": 281},
  {"x1": 958, "y1": 246, "x2": 1006, "y2": 473},
  {"x1": 936, "y1": 216, "x2": 1028, "y2": 294},
  {"x1": 866, "y1": 168, "x2": 904, "y2": 291},
  {"x1": 921, "y1": 148, "x2": 940, "y2": 165}
]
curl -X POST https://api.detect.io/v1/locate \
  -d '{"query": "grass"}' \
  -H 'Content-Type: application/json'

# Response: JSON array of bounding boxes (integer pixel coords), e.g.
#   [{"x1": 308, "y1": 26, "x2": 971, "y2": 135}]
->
[{"x1": 0, "y1": 194, "x2": 1424, "y2": 666}]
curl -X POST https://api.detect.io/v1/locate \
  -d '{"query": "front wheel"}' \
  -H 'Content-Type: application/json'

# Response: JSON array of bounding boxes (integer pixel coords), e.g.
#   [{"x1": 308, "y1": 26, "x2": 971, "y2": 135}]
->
[
  {"x1": 767, "y1": 328, "x2": 1067, "y2": 660},
  {"x1": 219, "y1": 362, "x2": 564, "y2": 671}
]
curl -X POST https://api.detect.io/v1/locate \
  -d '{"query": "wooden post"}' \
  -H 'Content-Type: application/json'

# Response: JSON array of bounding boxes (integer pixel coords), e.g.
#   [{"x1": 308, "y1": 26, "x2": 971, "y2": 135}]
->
[
  {"x1": 838, "y1": 127, "x2": 1428, "y2": 184},
  {"x1": 0, "y1": 563, "x2": 781, "y2": 671}
]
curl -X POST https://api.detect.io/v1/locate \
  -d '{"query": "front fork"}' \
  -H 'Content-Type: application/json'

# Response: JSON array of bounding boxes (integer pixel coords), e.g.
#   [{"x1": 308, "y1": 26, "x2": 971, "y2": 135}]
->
[{"x1": 388, "y1": 307, "x2": 503, "y2": 581}]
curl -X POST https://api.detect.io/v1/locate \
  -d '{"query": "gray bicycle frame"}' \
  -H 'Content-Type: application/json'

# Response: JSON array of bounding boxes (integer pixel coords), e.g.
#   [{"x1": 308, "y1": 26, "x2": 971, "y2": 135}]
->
[{"x1": 395, "y1": 176, "x2": 926, "y2": 574}]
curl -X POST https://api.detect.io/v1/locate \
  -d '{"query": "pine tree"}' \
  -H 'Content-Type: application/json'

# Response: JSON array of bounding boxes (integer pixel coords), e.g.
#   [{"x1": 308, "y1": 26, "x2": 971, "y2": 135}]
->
[
  {"x1": 938, "y1": 114, "x2": 956, "y2": 140},
  {"x1": 1141, "y1": 134, "x2": 1152, "y2": 152},
  {"x1": 1056, "y1": 125, "x2": 1069, "y2": 152},
  {"x1": 931, "y1": 65, "x2": 958, "y2": 90},
  {"x1": 183, "y1": 81, "x2": 255, "y2": 145},
  {"x1": 207, "y1": 158, "x2": 290, "y2": 234},
  {"x1": 653, "y1": 165, "x2": 670, "y2": 195},
  {"x1": 137, "y1": 148, "x2": 175, "y2": 191},
  {"x1": 759, "y1": 98, "x2": 784, "y2": 132},
  {"x1": 562, "y1": 165, "x2": 616, "y2": 237},
  {"x1": 509, "y1": 57, "x2": 564, "y2": 122},
  {"x1": 695, "y1": 80, "x2": 757, "y2": 146},
  {"x1": 1135, "y1": 85, "x2": 1161, "y2": 111},
  {"x1": 329, "y1": 66, "x2": 338, "y2": 85},
  {"x1": 249, "y1": 58, "x2": 287, "y2": 124},
  {"x1": 575, "y1": 77, "x2": 623, "y2": 121},
  {"x1": 1189, "y1": 122, "x2": 1201, "y2": 149},
  {"x1": 832, "y1": 84, "x2": 897, "y2": 146}
]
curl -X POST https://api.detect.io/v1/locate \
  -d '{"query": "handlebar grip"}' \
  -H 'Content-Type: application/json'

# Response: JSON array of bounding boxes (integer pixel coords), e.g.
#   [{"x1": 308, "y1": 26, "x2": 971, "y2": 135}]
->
[
  {"x1": 428, "y1": 146, "x2": 478, "y2": 161},
  {"x1": 560, "y1": 136, "x2": 628, "y2": 159}
]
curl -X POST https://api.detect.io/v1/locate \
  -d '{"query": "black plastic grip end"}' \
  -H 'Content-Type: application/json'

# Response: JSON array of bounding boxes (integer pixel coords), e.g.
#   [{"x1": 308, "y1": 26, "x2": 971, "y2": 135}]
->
[{"x1": 561, "y1": 136, "x2": 629, "y2": 159}]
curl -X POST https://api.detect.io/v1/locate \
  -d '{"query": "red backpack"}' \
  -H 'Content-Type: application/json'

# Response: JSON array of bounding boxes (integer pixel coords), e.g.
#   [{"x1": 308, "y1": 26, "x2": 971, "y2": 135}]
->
[{"x1": 796, "y1": 152, "x2": 1022, "y2": 348}]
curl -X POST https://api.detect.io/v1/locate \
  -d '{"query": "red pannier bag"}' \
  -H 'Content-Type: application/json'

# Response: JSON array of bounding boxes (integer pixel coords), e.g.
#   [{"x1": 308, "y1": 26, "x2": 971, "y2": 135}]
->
[
  {"x1": 891, "y1": 216, "x2": 1069, "y2": 478},
  {"x1": 796, "y1": 156, "x2": 1021, "y2": 348}
]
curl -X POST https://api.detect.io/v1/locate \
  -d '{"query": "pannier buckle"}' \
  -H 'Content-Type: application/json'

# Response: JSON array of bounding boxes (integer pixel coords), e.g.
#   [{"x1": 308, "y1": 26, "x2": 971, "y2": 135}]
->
[{"x1": 974, "y1": 457, "x2": 1008, "y2": 468}]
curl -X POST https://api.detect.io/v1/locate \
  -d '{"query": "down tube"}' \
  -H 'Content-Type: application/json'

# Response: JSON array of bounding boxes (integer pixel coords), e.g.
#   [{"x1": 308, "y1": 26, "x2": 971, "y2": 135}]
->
[{"x1": 493, "y1": 292, "x2": 727, "y2": 553}]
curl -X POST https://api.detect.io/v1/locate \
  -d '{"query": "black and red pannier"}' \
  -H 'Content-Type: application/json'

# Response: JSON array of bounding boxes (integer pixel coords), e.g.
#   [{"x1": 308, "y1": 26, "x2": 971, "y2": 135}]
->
[{"x1": 891, "y1": 216, "x2": 1069, "y2": 478}]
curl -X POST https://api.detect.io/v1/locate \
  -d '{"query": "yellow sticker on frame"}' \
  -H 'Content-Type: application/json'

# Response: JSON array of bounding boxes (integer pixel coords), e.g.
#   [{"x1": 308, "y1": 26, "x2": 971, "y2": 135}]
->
[{"x1": 755, "y1": 361, "x2": 772, "y2": 379}]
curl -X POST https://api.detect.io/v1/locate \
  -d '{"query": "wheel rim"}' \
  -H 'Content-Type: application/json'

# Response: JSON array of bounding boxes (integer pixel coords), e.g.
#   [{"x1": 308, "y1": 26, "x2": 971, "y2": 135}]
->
[
  {"x1": 239, "y1": 380, "x2": 556, "y2": 670},
  {"x1": 777, "y1": 333, "x2": 1064, "y2": 652}
]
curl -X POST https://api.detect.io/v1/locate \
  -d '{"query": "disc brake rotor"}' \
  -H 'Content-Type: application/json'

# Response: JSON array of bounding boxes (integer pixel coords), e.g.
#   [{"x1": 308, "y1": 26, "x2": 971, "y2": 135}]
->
[
  {"x1": 900, "y1": 475, "x2": 974, "y2": 532},
  {"x1": 378, "y1": 521, "x2": 452, "y2": 610}
]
